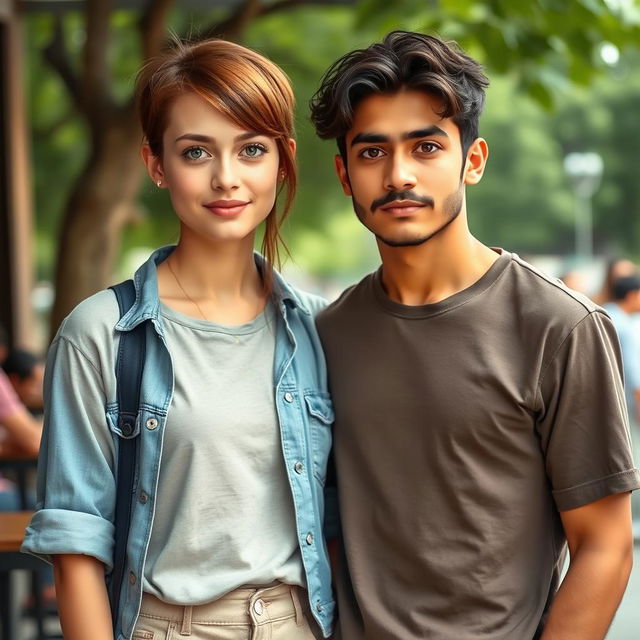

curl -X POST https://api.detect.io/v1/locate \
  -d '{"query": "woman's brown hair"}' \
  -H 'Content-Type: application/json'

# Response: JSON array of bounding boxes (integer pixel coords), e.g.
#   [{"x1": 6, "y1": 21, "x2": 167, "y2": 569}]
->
[{"x1": 135, "y1": 38, "x2": 296, "y2": 292}]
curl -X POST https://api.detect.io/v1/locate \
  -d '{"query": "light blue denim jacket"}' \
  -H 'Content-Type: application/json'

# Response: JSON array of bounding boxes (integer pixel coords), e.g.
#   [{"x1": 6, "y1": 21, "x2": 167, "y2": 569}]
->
[{"x1": 22, "y1": 246, "x2": 336, "y2": 639}]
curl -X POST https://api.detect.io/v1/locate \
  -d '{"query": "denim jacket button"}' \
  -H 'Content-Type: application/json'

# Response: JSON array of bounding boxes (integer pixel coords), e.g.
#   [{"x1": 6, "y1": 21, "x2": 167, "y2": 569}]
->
[
  {"x1": 253, "y1": 599, "x2": 264, "y2": 615},
  {"x1": 146, "y1": 418, "x2": 158, "y2": 430},
  {"x1": 139, "y1": 491, "x2": 148, "y2": 504},
  {"x1": 305, "y1": 532, "x2": 314, "y2": 545},
  {"x1": 294, "y1": 461, "x2": 304, "y2": 474},
  {"x1": 316, "y1": 601, "x2": 323, "y2": 613},
  {"x1": 129, "y1": 571, "x2": 136, "y2": 585},
  {"x1": 284, "y1": 392, "x2": 294, "y2": 403}
]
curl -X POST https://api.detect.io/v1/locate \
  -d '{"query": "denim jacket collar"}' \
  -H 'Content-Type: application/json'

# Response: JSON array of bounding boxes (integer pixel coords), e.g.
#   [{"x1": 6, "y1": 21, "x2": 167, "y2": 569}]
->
[{"x1": 115, "y1": 245, "x2": 309, "y2": 332}]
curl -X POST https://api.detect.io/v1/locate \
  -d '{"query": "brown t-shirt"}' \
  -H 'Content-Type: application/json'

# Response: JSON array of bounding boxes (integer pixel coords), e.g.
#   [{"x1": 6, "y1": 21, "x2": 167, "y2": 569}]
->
[{"x1": 317, "y1": 250, "x2": 640, "y2": 640}]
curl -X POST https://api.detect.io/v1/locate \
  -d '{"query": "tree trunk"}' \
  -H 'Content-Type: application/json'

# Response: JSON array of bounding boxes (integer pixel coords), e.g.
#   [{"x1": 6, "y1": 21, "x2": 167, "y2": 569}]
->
[{"x1": 49, "y1": 112, "x2": 143, "y2": 336}]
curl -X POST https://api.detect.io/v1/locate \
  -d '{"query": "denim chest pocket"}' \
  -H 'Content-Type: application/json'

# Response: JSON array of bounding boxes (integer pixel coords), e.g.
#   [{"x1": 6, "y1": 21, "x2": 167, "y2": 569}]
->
[{"x1": 303, "y1": 391, "x2": 334, "y2": 485}]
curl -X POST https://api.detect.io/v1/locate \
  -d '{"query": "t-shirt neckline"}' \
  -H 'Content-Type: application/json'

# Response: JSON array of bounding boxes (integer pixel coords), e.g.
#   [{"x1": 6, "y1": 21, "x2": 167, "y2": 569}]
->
[
  {"x1": 372, "y1": 248, "x2": 512, "y2": 319},
  {"x1": 160, "y1": 300, "x2": 275, "y2": 335}
]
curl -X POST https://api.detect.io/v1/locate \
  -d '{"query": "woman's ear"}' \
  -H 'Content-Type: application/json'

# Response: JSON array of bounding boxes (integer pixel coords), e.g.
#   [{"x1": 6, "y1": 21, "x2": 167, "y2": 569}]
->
[
  {"x1": 463, "y1": 138, "x2": 489, "y2": 186},
  {"x1": 141, "y1": 144, "x2": 165, "y2": 187},
  {"x1": 279, "y1": 138, "x2": 297, "y2": 179}
]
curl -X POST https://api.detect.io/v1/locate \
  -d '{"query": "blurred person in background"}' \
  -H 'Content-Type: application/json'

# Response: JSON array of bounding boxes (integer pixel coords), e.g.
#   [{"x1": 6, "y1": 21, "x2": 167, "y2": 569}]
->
[
  {"x1": 593, "y1": 257, "x2": 637, "y2": 306},
  {"x1": 3, "y1": 348, "x2": 45, "y2": 415},
  {"x1": 0, "y1": 328, "x2": 42, "y2": 458},
  {"x1": 0, "y1": 327, "x2": 42, "y2": 510},
  {"x1": 310, "y1": 30, "x2": 639, "y2": 640},
  {"x1": 559, "y1": 269, "x2": 586, "y2": 294},
  {"x1": 604, "y1": 275, "x2": 640, "y2": 536}
]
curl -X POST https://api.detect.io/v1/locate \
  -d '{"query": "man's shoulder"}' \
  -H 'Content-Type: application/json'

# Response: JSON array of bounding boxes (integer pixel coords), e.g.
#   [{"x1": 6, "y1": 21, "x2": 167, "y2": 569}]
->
[{"x1": 505, "y1": 252, "x2": 602, "y2": 325}]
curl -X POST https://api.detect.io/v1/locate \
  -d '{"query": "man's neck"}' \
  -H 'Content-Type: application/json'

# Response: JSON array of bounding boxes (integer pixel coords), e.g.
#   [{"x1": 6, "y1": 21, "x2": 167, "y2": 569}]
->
[{"x1": 377, "y1": 225, "x2": 499, "y2": 306}]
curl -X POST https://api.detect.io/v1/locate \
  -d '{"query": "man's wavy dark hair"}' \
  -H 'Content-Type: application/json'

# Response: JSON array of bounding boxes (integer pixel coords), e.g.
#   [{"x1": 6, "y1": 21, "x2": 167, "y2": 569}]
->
[{"x1": 309, "y1": 31, "x2": 489, "y2": 159}]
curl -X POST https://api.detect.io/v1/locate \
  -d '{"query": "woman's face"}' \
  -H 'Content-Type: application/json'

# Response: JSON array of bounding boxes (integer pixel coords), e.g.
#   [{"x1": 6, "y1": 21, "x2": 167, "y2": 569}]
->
[{"x1": 144, "y1": 92, "x2": 288, "y2": 246}]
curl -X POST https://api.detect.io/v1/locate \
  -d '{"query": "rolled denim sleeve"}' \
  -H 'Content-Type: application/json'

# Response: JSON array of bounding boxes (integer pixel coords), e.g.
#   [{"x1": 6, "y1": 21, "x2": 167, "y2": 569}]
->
[{"x1": 22, "y1": 306, "x2": 118, "y2": 569}]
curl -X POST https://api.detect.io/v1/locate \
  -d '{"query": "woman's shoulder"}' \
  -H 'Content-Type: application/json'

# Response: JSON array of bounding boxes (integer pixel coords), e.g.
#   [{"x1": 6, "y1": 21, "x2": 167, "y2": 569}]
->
[
  {"x1": 55, "y1": 289, "x2": 121, "y2": 354},
  {"x1": 282, "y1": 284, "x2": 328, "y2": 318}
]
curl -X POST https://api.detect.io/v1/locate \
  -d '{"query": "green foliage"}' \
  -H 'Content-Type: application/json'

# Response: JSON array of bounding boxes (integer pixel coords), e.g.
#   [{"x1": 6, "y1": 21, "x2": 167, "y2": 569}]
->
[
  {"x1": 25, "y1": 0, "x2": 640, "y2": 285},
  {"x1": 356, "y1": 0, "x2": 640, "y2": 105}
]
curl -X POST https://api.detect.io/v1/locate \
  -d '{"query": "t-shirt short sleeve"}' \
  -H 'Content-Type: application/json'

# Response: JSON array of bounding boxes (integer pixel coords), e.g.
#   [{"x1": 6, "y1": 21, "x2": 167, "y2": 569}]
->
[{"x1": 536, "y1": 310, "x2": 640, "y2": 511}]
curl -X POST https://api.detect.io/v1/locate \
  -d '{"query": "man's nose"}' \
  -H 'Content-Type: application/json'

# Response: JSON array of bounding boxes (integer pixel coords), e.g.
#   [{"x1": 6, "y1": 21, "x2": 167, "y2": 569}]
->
[{"x1": 384, "y1": 153, "x2": 417, "y2": 191}]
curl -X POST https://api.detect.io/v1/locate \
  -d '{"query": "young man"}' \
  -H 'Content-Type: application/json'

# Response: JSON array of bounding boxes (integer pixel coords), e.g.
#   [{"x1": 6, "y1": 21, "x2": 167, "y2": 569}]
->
[{"x1": 310, "y1": 31, "x2": 640, "y2": 640}]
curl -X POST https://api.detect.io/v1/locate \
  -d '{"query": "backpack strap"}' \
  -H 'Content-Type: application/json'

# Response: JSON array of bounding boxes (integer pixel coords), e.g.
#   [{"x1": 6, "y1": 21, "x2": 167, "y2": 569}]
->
[{"x1": 108, "y1": 279, "x2": 146, "y2": 632}]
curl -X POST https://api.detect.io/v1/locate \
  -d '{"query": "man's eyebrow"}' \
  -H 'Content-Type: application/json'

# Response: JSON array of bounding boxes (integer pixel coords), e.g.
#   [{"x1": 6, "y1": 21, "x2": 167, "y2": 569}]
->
[
  {"x1": 350, "y1": 133, "x2": 389, "y2": 147},
  {"x1": 350, "y1": 126, "x2": 449, "y2": 147},
  {"x1": 403, "y1": 126, "x2": 449, "y2": 140},
  {"x1": 174, "y1": 132, "x2": 263, "y2": 143}
]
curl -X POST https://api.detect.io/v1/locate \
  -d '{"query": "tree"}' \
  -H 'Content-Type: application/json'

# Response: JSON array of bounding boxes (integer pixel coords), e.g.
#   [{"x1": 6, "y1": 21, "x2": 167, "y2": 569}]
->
[
  {"x1": 40, "y1": 0, "x2": 355, "y2": 336},
  {"x1": 31, "y1": 0, "x2": 640, "y2": 334}
]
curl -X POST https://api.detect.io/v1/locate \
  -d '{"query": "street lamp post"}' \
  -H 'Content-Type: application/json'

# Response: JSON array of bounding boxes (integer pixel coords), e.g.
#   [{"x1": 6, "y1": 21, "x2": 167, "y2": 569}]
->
[{"x1": 563, "y1": 152, "x2": 604, "y2": 264}]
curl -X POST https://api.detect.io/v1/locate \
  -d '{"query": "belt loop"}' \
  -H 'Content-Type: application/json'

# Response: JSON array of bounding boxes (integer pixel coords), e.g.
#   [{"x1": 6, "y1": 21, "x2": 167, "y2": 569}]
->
[
  {"x1": 290, "y1": 586, "x2": 304, "y2": 627},
  {"x1": 180, "y1": 605, "x2": 193, "y2": 635}
]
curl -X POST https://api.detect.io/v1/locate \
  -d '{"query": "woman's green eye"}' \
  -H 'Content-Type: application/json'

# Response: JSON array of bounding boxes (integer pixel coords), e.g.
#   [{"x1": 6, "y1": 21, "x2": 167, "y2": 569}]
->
[
  {"x1": 183, "y1": 147, "x2": 206, "y2": 161},
  {"x1": 243, "y1": 144, "x2": 267, "y2": 158}
]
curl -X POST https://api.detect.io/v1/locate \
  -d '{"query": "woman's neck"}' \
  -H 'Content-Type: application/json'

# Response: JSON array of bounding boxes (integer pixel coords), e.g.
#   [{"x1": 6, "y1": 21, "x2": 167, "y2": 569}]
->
[{"x1": 157, "y1": 231, "x2": 267, "y2": 325}]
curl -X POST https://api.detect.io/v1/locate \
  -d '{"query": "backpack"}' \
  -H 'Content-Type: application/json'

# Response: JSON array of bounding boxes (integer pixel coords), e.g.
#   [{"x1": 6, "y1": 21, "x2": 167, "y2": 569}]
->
[{"x1": 107, "y1": 279, "x2": 146, "y2": 632}]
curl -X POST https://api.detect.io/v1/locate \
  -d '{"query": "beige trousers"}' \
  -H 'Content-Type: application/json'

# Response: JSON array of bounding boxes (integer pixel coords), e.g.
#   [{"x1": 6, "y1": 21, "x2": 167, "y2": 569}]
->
[{"x1": 132, "y1": 583, "x2": 324, "y2": 640}]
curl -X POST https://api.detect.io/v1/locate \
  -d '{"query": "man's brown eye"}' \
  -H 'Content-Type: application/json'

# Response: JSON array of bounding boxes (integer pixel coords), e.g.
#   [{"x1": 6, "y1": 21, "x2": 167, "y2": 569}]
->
[{"x1": 419, "y1": 143, "x2": 437, "y2": 153}]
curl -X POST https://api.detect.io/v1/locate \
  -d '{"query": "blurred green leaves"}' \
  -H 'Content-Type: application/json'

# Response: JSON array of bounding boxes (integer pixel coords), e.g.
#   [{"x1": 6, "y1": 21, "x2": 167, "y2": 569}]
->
[{"x1": 25, "y1": 0, "x2": 640, "y2": 285}]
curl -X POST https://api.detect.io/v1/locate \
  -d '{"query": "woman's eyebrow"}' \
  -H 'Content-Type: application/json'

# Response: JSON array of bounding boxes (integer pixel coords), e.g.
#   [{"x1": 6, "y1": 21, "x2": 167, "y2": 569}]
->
[{"x1": 174, "y1": 132, "x2": 264, "y2": 143}]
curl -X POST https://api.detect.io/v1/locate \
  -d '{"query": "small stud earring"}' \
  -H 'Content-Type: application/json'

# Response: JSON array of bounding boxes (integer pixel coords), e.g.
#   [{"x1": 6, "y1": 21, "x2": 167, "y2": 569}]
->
[{"x1": 157, "y1": 180, "x2": 162, "y2": 187}]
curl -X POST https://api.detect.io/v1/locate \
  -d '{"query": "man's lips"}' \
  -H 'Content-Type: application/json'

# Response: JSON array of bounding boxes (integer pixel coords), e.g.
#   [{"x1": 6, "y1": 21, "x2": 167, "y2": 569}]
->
[
  {"x1": 203, "y1": 200, "x2": 249, "y2": 217},
  {"x1": 379, "y1": 200, "x2": 426, "y2": 216}
]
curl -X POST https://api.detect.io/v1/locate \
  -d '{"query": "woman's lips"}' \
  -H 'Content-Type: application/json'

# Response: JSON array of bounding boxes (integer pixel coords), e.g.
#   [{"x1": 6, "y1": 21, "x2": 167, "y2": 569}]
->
[{"x1": 203, "y1": 200, "x2": 249, "y2": 217}]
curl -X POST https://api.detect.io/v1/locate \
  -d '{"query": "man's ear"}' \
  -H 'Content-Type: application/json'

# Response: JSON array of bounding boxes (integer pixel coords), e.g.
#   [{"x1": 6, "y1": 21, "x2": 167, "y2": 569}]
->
[
  {"x1": 463, "y1": 138, "x2": 489, "y2": 186},
  {"x1": 141, "y1": 144, "x2": 165, "y2": 187},
  {"x1": 334, "y1": 154, "x2": 353, "y2": 196}
]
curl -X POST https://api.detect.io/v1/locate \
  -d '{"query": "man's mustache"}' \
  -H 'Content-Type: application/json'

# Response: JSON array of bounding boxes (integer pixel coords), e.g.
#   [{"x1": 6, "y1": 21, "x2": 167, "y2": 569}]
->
[{"x1": 371, "y1": 190, "x2": 434, "y2": 213}]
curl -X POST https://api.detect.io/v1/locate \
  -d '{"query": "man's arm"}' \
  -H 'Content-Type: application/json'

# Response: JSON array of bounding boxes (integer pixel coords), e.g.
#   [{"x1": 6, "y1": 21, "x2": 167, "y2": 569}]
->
[{"x1": 541, "y1": 492, "x2": 633, "y2": 640}]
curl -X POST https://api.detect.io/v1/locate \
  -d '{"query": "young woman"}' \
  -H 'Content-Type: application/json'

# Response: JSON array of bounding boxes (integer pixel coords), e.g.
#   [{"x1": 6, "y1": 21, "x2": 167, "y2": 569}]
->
[{"x1": 22, "y1": 39, "x2": 335, "y2": 640}]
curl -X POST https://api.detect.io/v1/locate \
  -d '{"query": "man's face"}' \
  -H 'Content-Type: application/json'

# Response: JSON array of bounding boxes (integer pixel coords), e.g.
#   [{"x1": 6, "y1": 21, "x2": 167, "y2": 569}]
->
[{"x1": 335, "y1": 90, "x2": 485, "y2": 248}]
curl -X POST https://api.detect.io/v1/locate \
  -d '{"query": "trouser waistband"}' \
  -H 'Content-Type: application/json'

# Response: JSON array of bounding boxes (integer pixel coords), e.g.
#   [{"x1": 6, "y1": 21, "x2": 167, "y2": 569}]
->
[{"x1": 140, "y1": 583, "x2": 306, "y2": 634}]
